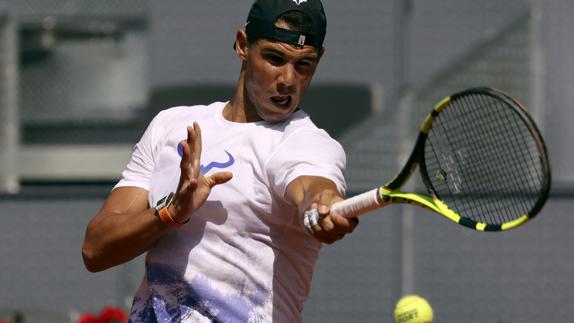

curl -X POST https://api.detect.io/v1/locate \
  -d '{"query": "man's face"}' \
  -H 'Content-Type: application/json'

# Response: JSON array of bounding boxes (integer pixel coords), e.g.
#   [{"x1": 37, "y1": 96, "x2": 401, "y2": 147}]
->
[{"x1": 243, "y1": 23, "x2": 323, "y2": 122}]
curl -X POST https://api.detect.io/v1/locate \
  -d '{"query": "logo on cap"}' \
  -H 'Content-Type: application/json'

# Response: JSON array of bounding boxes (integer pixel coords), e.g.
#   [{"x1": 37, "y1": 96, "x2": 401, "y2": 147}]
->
[{"x1": 292, "y1": 0, "x2": 307, "y2": 5}]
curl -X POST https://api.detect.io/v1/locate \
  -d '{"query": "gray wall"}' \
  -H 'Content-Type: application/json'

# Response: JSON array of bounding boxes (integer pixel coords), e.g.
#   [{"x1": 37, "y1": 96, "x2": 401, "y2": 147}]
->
[
  {"x1": 148, "y1": 0, "x2": 396, "y2": 99},
  {"x1": 540, "y1": 0, "x2": 574, "y2": 184},
  {"x1": 1, "y1": 0, "x2": 574, "y2": 322},
  {"x1": 407, "y1": 0, "x2": 531, "y2": 84},
  {"x1": 0, "y1": 194, "x2": 122, "y2": 321}
]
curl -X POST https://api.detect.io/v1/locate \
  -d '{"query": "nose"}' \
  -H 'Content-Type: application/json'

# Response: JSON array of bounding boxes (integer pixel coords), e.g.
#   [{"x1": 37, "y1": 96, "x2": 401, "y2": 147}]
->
[{"x1": 277, "y1": 63, "x2": 296, "y2": 94}]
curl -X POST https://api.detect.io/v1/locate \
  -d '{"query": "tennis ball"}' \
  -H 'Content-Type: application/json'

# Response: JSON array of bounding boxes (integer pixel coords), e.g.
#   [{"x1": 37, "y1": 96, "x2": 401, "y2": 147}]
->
[{"x1": 394, "y1": 294, "x2": 434, "y2": 323}]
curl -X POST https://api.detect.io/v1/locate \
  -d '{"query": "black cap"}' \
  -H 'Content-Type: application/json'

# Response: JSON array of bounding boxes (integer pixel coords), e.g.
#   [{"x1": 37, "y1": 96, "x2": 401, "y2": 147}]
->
[{"x1": 244, "y1": 0, "x2": 327, "y2": 49}]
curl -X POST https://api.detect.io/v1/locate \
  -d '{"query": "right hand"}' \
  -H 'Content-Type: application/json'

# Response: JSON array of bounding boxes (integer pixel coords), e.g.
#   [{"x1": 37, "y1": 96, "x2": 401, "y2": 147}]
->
[
  {"x1": 304, "y1": 189, "x2": 358, "y2": 244},
  {"x1": 169, "y1": 122, "x2": 233, "y2": 223}
]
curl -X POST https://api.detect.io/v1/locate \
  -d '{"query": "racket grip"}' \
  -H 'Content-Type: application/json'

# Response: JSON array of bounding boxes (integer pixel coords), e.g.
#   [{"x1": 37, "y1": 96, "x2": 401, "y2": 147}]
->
[
  {"x1": 331, "y1": 188, "x2": 381, "y2": 218},
  {"x1": 303, "y1": 188, "x2": 381, "y2": 234}
]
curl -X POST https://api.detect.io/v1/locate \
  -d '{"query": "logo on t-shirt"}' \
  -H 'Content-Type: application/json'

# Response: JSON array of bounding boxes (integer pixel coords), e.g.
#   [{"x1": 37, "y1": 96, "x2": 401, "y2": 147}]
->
[
  {"x1": 177, "y1": 143, "x2": 235, "y2": 174},
  {"x1": 201, "y1": 150, "x2": 235, "y2": 174}
]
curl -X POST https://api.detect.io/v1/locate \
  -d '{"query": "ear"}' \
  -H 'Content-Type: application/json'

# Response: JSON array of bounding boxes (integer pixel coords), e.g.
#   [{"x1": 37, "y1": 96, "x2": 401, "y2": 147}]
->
[{"x1": 235, "y1": 29, "x2": 249, "y2": 61}]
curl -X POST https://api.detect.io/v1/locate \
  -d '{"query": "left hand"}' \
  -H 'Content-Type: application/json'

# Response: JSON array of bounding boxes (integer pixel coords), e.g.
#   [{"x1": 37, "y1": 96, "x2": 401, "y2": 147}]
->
[{"x1": 170, "y1": 122, "x2": 233, "y2": 223}]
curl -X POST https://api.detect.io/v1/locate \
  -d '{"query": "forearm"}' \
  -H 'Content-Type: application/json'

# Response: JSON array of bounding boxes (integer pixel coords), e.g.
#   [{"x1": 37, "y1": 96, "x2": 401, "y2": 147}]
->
[
  {"x1": 82, "y1": 207, "x2": 169, "y2": 272},
  {"x1": 82, "y1": 187, "x2": 172, "y2": 272}
]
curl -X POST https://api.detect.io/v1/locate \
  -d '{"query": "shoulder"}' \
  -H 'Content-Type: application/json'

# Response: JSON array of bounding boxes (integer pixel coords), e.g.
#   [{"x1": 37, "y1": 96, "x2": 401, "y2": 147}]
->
[
  {"x1": 281, "y1": 110, "x2": 342, "y2": 150},
  {"x1": 265, "y1": 111, "x2": 347, "y2": 196},
  {"x1": 153, "y1": 102, "x2": 225, "y2": 124},
  {"x1": 267, "y1": 110, "x2": 345, "y2": 165},
  {"x1": 279, "y1": 110, "x2": 325, "y2": 136}
]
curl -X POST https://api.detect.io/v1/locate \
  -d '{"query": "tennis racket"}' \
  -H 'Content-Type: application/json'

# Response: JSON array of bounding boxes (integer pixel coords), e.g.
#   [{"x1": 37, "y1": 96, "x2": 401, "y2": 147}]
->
[{"x1": 304, "y1": 87, "x2": 551, "y2": 232}]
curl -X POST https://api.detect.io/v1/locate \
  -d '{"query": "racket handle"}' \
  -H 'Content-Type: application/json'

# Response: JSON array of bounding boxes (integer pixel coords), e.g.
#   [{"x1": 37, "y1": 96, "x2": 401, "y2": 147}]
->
[
  {"x1": 331, "y1": 188, "x2": 381, "y2": 218},
  {"x1": 303, "y1": 188, "x2": 381, "y2": 234}
]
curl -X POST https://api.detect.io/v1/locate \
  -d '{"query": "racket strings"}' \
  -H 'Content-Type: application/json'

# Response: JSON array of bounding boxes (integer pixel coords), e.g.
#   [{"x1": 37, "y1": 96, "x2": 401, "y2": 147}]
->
[
  {"x1": 461, "y1": 95, "x2": 543, "y2": 220},
  {"x1": 444, "y1": 96, "x2": 515, "y2": 224},
  {"x1": 455, "y1": 96, "x2": 542, "y2": 223},
  {"x1": 466, "y1": 95, "x2": 539, "y2": 219},
  {"x1": 429, "y1": 99, "x2": 513, "y2": 224},
  {"x1": 426, "y1": 101, "x2": 499, "y2": 222},
  {"x1": 486, "y1": 95, "x2": 546, "y2": 202},
  {"x1": 468, "y1": 95, "x2": 543, "y2": 221},
  {"x1": 424, "y1": 93, "x2": 546, "y2": 225},
  {"x1": 428, "y1": 97, "x2": 524, "y2": 224},
  {"x1": 476, "y1": 95, "x2": 546, "y2": 198},
  {"x1": 426, "y1": 129, "x2": 523, "y2": 225}
]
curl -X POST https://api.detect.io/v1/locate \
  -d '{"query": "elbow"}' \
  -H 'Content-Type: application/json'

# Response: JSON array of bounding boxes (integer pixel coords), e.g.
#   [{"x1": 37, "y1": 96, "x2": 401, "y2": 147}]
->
[
  {"x1": 82, "y1": 243, "x2": 107, "y2": 273},
  {"x1": 82, "y1": 219, "x2": 111, "y2": 273}
]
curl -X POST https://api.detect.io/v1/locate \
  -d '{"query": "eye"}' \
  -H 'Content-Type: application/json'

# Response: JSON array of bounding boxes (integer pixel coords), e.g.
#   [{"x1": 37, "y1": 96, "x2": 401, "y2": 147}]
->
[
  {"x1": 295, "y1": 59, "x2": 316, "y2": 72},
  {"x1": 264, "y1": 53, "x2": 284, "y2": 66}
]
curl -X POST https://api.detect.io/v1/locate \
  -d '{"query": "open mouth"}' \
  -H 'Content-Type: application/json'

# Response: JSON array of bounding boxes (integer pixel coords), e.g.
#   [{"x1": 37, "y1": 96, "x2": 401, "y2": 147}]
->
[{"x1": 271, "y1": 95, "x2": 292, "y2": 107}]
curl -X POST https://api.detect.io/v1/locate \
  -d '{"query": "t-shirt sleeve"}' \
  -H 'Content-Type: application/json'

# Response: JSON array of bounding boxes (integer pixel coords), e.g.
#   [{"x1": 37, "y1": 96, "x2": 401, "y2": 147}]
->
[
  {"x1": 267, "y1": 129, "x2": 347, "y2": 198},
  {"x1": 114, "y1": 112, "x2": 164, "y2": 191}
]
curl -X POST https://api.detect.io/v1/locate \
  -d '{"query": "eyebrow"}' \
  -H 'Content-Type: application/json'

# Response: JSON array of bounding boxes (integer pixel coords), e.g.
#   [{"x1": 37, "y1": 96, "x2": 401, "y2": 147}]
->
[{"x1": 260, "y1": 46, "x2": 319, "y2": 62}]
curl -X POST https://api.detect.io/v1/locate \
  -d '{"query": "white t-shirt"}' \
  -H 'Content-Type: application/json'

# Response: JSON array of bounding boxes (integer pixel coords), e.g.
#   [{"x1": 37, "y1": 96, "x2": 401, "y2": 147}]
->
[{"x1": 116, "y1": 102, "x2": 346, "y2": 323}]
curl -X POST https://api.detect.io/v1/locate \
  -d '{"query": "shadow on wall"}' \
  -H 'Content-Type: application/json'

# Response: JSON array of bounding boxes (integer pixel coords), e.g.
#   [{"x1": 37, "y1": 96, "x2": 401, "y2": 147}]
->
[
  {"x1": 147, "y1": 83, "x2": 374, "y2": 139},
  {"x1": 22, "y1": 83, "x2": 375, "y2": 145}
]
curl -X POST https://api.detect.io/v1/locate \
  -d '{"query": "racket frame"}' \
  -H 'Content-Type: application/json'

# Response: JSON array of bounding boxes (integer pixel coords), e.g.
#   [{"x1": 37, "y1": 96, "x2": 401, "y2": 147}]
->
[{"x1": 304, "y1": 87, "x2": 551, "y2": 233}]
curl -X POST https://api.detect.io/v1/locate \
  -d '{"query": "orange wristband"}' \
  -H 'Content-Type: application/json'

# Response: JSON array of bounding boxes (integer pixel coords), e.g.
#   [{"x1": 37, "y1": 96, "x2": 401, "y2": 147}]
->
[{"x1": 157, "y1": 206, "x2": 188, "y2": 229}]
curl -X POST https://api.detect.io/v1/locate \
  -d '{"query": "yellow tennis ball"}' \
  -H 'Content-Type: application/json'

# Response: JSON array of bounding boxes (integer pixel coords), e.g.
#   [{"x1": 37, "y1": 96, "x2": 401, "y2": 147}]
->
[{"x1": 394, "y1": 294, "x2": 434, "y2": 323}]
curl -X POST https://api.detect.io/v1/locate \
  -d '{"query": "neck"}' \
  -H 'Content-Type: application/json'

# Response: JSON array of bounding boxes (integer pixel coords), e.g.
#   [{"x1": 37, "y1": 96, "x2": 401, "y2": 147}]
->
[{"x1": 223, "y1": 68, "x2": 261, "y2": 123}]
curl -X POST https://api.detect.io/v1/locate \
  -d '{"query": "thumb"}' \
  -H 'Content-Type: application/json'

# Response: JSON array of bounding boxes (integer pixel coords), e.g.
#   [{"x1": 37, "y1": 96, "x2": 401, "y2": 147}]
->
[{"x1": 206, "y1": 171, "x2": 233, "y2": 188}]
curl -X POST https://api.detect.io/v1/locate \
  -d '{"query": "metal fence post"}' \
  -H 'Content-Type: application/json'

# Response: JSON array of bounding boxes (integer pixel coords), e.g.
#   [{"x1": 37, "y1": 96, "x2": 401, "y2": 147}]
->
[{"x1": 0, "y1": 3, "x2": 19, "y2": 194}]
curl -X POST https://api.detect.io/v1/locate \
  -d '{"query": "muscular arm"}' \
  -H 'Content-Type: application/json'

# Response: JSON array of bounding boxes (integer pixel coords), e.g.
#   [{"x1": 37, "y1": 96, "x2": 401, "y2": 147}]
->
[
  {"x1": 286, "y1": 176, "x2": 358, "y2": 244},
  {"x1": 82, "y1": 187, "x2": 168, "y2": 272}
]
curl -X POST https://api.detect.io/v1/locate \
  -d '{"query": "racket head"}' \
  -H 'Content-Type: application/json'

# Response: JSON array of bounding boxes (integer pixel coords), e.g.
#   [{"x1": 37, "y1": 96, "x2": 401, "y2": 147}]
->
[{"x1": 417, "y1": 87, "x2": 551, "y2": 231}]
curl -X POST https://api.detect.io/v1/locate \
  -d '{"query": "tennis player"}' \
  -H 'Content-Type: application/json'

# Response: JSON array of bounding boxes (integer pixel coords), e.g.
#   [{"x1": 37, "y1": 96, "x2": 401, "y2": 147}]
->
[{"x1": 82, "y1": 0, "x2": 358, "y2": 321}]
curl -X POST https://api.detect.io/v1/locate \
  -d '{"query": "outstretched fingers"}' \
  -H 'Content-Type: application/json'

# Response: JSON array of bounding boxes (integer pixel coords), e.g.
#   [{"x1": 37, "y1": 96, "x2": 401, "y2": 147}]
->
[
  {"x1": 188, "y1": 122, "x2": 202, "y2": 180},
  {"x1": 178, "y1": 141, "x2": 196, "y2": 190},
  {"x1": 170, "y1": 122, "x2": 235, "y2": 224},
  {"x1": 179, "y1": 123, "x2": 203, "y2": 189}
]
